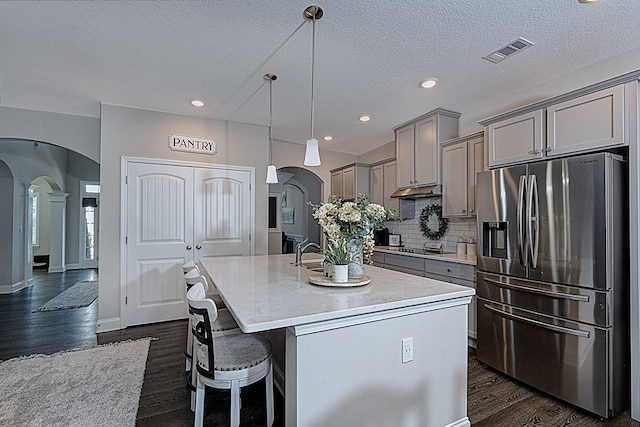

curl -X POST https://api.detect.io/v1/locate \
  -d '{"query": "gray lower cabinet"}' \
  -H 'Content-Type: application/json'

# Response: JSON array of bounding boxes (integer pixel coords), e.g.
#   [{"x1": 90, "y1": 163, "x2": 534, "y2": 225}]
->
[
  {"x1": 424, "y1": 259, "x2": 476, "y2": 343},
  {"x1": 372, "y1": 251, "x2": 477, "y2": 343},
  {"x1": 383, "y1": 253, "x2": 425, "y2": 276}
]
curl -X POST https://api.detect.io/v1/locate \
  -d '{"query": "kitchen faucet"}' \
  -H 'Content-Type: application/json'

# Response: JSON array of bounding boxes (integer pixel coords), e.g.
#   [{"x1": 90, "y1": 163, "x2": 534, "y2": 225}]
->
[{"x1": 295, "y1": 238, "x2": 321, "y2": 266}]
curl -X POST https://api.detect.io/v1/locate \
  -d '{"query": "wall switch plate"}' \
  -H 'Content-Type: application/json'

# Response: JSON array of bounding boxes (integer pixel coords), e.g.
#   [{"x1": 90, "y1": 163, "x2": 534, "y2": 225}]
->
[{"x1": 402, "y1": 337, "x2": 413, "y2": 363}]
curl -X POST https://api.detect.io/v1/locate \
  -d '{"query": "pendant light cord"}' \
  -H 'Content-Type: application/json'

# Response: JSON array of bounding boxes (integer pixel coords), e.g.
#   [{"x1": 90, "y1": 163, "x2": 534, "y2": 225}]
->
[
  {"x1": 310, "y1": 14, "x2": 316, "y2": 140},
  {"x1": 269, "y1": 78, "x2": 273, "y2": 164}
]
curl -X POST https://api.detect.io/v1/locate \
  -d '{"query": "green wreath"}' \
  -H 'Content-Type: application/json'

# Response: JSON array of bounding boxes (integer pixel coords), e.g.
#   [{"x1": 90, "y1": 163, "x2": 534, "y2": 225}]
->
[{"x1": 419, "y1": 204, "x2": 449, "y2": 240}]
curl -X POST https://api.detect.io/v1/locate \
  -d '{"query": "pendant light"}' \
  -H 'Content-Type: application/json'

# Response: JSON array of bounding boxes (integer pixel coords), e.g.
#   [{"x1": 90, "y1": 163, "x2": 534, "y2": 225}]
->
[
  {"x1": 264, "y1": 73, "x2": 278, "y2": 184},
  {"x1": 303, "y1": 5, "x2": 323, "y2": 167}
]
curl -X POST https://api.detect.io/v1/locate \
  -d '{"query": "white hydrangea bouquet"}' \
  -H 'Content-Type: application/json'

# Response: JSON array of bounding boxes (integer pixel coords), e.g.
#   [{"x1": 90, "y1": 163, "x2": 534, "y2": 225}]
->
[{"x1": 309, "y1": 194, "x2": 392, "y2": 274}]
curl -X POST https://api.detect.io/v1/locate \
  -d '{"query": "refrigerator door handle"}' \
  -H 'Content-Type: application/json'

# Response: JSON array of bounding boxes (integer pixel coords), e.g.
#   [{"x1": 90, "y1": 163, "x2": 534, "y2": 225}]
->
[
  {"x1": 527, "y1": 174, "x2": 539, "y2": 268},
  {"x1": 483, "y1": 303, "x2": 590, "y2": 338},
  {"x1": 483, "y1": 277, "x2": 590, "y2": 302},
  {"x1": 517, "y1": 175, "x2": 528, "y2": 267}
]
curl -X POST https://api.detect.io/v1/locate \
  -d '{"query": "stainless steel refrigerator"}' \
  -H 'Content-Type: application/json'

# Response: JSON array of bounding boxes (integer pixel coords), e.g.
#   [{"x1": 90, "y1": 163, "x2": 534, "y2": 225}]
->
[{"x1": 476, "y1": 152, "x2": 629, "y2": 418}]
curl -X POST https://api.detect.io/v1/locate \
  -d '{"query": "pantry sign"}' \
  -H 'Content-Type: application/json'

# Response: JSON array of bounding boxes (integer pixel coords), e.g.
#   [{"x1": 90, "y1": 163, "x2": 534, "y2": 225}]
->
[{"x1": 168, "y1": 134, "x2": 217, "y2": 156}]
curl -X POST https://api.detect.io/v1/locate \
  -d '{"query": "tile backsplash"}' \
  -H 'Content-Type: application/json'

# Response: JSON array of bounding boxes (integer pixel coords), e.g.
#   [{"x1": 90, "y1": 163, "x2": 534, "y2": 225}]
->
[{"x1": 384, "y1": 198, "x2": 477, "y2": 253}]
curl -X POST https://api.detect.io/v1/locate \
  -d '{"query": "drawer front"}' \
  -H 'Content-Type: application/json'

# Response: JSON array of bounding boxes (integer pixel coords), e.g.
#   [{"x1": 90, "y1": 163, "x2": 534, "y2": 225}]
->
[
  {"x1": 384, "y1": 253, "x2": 425, "y2": 271},
  {"x1": 425, "y1": 259, "x2": 475, "y2": 281},
  {"x1": 371, "y1": 252, "x2": 384, "y2": 265},
  {"x1": 384, "y1": 264, "x2": 424, "y2": 277}
]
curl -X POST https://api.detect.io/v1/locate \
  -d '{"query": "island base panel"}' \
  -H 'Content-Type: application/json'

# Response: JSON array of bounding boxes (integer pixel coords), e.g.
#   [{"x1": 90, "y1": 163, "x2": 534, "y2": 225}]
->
[{"x1": 284, "y1": 304, "x2": 471, "y2": 427}]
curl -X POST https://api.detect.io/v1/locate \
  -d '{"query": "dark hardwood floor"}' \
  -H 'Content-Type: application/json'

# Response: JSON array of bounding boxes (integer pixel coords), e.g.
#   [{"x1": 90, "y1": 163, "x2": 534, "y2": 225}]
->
[
  {"x1": 0, "y1": 268, "x2": 98, "y2": 360},
  {"x1": 2, "y1": 270, "x2": 639, "y2": 426}
]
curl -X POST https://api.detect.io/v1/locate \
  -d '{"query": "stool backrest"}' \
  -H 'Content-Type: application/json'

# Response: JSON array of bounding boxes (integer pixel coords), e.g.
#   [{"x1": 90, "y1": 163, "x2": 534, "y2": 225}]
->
[
  {"x1": 182, "y1": 260, "x2": 199, "y2": 275},
  {"x1": 185, "y1": 271, "x2": 210, "y2": 292},
  {"x1": 186, "y1": 282, "x2": 217, "y2": 377}
]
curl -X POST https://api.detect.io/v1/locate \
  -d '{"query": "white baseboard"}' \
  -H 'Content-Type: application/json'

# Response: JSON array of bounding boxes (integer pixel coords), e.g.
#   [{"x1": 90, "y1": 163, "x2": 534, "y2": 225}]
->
[
  {"x1": 48, "y1": 266, "x2": 66, "y2": 273},
  {"x1": 444, "y1": 417, "x2": 471, "y2": 427},
  {"x1": 65, "y1": 263, "x2": 81, "y2": 270},
  {"x1": 96, "y1": 317, "x2": 122, "y2": 333},
  {"x1": 0, "y1": 280, "x2": 27, "y2": 294}
]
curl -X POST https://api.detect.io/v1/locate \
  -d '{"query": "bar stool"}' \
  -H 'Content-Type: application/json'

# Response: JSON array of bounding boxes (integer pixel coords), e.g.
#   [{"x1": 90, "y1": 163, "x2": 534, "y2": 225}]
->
[
  {"x1": 184, "y1": 268, "x2": 226, "y2": 308},
  {"x1": 183, "y1": 268, "x2": 238, "y2": 374},
  {"x1": 187, "y1": 282, "x2": 274, "y2": 427}
]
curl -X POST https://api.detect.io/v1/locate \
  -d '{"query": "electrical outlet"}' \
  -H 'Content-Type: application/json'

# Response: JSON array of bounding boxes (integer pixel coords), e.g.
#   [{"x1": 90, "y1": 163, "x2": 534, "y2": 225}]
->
[{"x1": 402, "y1": 337, "x2": 413, "y2": 363}]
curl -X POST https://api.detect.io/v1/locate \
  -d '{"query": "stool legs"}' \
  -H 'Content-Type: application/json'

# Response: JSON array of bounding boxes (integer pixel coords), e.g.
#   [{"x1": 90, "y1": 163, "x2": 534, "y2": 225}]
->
[
  {"x1": 194, "y1": 375, "x2": 206, "y2": 427},
  {"x1": 266, "y1": 364, "x2": 274, "y2": 426},
  {"x1": 185, "y1": 316, "x2": 193, "y2": 371}
]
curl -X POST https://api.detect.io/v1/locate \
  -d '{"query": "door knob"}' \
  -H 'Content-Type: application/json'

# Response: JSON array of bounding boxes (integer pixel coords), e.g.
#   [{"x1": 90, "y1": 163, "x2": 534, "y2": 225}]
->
[
  {"x1": 186, "y1": 245, "x2": 192, "y2": 250},
  {"x1": 196, "y1": 245, "x2": 202, "y2": 250}
]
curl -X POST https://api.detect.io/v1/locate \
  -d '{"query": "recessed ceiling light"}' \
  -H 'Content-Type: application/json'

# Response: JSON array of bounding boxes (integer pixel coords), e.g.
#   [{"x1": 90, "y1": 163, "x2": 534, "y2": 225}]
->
[
  {"x1": 190, "y1": 99, "x2": 205, "y2": 107},
  {"x1": 323, "y1": 136, "x2": 333, "y2": 141},
  {"x1": 578, "y1": 0, "x2": 601, "y2": 3},
  {"x1": 359, "y1": 115, "x2": 371, "y2": 122},
  {"x1": 418, "y1": 78, "x2": 439, "y2": 89}
]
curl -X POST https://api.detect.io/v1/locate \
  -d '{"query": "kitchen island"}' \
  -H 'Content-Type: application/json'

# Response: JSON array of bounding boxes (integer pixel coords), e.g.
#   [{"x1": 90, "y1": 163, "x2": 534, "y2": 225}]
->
[{"x1": 201, "y1": 254, "x2": 474, "y2": 427}]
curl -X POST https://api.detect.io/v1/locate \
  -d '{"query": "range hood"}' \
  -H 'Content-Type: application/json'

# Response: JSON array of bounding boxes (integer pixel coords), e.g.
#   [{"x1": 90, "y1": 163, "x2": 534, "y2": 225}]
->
[{"x1": 390, "y1": 184, "x2": 442, "y2": 199}]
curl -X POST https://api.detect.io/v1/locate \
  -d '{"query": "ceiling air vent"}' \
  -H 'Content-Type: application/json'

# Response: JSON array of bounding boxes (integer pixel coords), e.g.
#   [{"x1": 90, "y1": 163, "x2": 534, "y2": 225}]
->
[{"x1": 482, "y1": 37, "x2": 534, "y2": 63}]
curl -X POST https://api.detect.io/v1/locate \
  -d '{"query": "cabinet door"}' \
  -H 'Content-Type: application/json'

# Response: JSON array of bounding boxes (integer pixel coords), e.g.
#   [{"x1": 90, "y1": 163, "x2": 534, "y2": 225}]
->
[
  {"x1": 467, "y1": 136, "x2": 484, "y2": 216},
  {"x1": 331, "y1": 171, "x2": 343, "y2": 198},
  {"x1": 487, "y1": 110, "x2": 544, "y2": 167},
  {"x1": 383, "y1": 161, "x2": 398, "y2": 213},
  {"x1": 370, "y1": 164, "x2": 384, "y2": 206},
  {"x1": 396, "y1": 125, "x2": 415, "y2": 189},
  {"x1": 442, "y1": 142, "x2": 468, "y2": 217},
  {"x1": 342, "y1": 166, "x2": 355, "y2": 199},
  {"x1": 546, "y1": 85, "x2": 625, "y2": 157},
  {"x1": 415, "y1": 117, "x2": 438, "y2": 186}
]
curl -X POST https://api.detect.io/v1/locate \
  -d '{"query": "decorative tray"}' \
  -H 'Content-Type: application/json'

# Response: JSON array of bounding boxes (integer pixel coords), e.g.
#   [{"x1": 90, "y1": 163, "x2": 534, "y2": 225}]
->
[{"x1": 308, "y1": 274, "x2": 371, "y2": 288}]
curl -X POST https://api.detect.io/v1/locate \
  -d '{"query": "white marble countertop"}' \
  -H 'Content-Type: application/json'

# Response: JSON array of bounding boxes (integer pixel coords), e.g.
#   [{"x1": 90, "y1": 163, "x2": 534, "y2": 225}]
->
[
  {"x1": 200, "y1": 254, "x2": 474, "y2": 333},
  {"x1": 374, "y1": 246, "x2": 477, "y2": 265}
]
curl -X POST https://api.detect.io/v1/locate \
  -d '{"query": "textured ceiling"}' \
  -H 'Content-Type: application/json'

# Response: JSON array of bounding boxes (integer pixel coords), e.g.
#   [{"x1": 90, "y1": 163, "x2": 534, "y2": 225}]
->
[{"x1": 1, "y1": 1, "x2": 640, "y2": 155}]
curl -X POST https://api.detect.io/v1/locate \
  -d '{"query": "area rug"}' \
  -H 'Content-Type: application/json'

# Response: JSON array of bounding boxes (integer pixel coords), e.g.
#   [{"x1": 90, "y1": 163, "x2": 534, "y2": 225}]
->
[
  {"x1": 0, "y1": 338, "x2": 151, "y2": 427},
  {"x1": 34, "y1": 280, "x2": 98, "y2": 312}
]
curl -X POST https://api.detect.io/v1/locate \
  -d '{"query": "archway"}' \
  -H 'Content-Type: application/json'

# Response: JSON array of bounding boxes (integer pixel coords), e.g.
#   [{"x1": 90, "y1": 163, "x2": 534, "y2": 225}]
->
[
  {"x1": 0, "y1": 139, "x2": 100, "y2": 292},
  {"x1": 268, "y1": 166, "x2": 323, "y2": 254}
]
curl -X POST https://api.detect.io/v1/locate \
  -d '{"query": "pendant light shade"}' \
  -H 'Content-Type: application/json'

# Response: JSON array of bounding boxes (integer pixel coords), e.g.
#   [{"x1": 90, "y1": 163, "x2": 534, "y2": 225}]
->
[
  {"x1": 264, "y1": 73, "x2": 279, "y2": 184},
  {"x1": 303, "y1": 5, "x2": 323, "y2": 167},
  {"x1": 304, "y1": 138, "x2": 321, "y2": 166},
  {"x1": 266, "y1": 164, "x2": 278, "y2": 184}
]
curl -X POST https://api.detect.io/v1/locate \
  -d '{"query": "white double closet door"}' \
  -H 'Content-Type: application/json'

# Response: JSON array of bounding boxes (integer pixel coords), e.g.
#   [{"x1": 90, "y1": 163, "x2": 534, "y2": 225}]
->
[{"x1": 124, "y1": 159, "x2": 254, "y2": 327}]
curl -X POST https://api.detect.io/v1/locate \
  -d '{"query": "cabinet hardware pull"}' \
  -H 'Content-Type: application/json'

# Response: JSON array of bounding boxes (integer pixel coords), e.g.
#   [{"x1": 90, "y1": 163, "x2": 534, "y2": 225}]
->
[
  {"x1": 196, "y1": 245, "x2": 202, "y2": 250},
  {"x1": 545, "y1": 147, "x2": 553, "y2": 152},
  {"x1": 186, "y1": 245, "x2": 192, "y2": 250},
  {"x1": 528, "y1": 149, "x2": 540, "y2": 155}
]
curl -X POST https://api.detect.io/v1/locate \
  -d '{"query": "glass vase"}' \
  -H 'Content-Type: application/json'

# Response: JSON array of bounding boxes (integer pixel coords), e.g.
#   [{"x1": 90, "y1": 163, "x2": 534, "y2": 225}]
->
[{"x1": 347, "y1": 239, "x2": 364, "y2": 279}]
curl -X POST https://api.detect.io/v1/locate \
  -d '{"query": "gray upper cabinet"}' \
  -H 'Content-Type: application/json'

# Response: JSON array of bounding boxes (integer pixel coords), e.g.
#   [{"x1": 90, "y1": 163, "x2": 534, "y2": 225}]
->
[
  {"x1": 441, "y1": 132, "x2": 484, "y2": 217},
  {"x1": 484, "y1": 84, "x2": 628, "y2": 169},
  {"x1": 395, "y1": 109, "x2": 460, "y2": 189},
  {"x1": 370, "y1": 159, "x2": 398, "y2": 213},
  {"x1": 487, "y1": 110, "x2": 544, "y2": 167},
  {"x1": 330, "y1": 163, "x2": 370, "y2": 200},
  {"x1": 546, "y1": 85, "x2": 625, "y2": 157}
]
